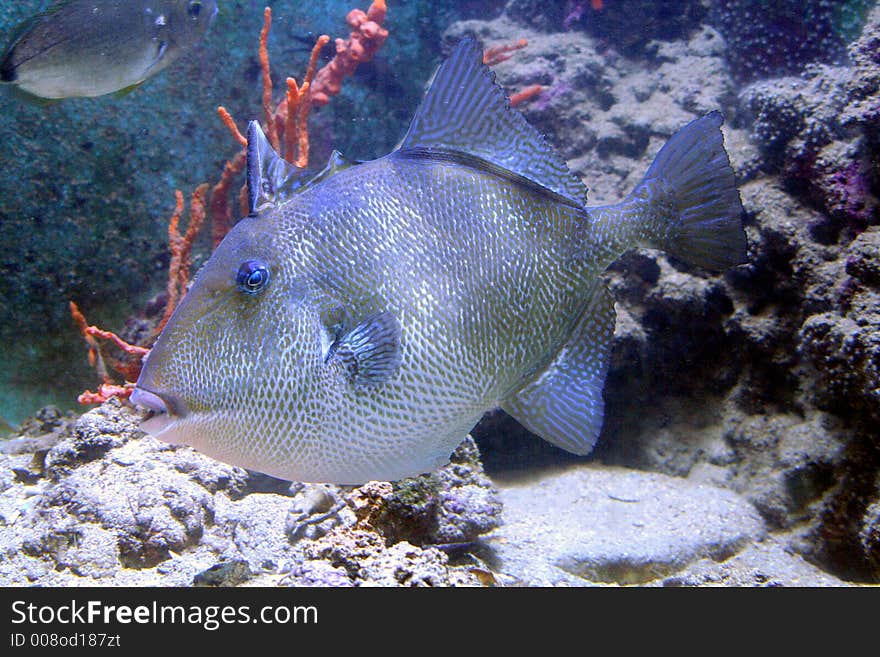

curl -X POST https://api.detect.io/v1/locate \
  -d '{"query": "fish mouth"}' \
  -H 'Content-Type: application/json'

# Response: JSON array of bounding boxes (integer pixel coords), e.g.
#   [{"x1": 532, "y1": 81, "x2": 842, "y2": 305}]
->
[{"x1": 130, "y1": 387, "x2": 187, "y2": 441}]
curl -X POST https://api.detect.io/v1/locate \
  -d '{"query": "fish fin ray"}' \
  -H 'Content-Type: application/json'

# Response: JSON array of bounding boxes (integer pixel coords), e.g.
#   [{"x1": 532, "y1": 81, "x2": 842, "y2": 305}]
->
[
  {"x1": 502, "y1": 284, "x2": 614, "y2": 455},
  {"x1": 397, "y1": 37, "x2": 587, "y2": 207},
  {"x1": 645, "y1": 111, "x2": 747, "y2": 271},
  {"x1": 331, "y1": 311, "x2": 402, "y2": 388},
  {"x1": 246, "y1": 123, "x2": 355, "y2": 213},
  {"x1": 246, "y1": 121, "x2": 310, "y2": 213}
]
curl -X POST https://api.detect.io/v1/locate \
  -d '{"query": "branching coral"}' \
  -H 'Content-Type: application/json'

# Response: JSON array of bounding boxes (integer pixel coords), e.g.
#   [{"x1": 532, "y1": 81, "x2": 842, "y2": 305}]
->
[
  {"x1": 483, "y1": 38, "x2": 528, "y2": 66},
  {"x1": 161, "y1": 185, "x2": 208, "y2": 333},
  {"x1": 310, "y1": 0, "x2": 389, "y2": 107},
  {"x1": 213, "y1": 2, "x2": 388, "y2": 243},
  {"x1": 70, "y1": 186, "x2": 206, "y2": 403}
]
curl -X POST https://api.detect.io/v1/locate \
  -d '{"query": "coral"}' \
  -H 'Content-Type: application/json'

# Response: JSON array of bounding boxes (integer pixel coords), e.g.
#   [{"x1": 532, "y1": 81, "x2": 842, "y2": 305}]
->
[
  {"x1": 207, "y1": 150, "x2": 246, "y2": 249},
  {"x1": 310, "y1": 1, "x2": 389, "y2": 107},
  {"x1": 70, "y1": 186, "x2": 207, "y2": 404},
  {"x1": 740, "y1": 8, "x2": 880, "y2": 233},
  {"x1": 213, "y1": 7, "x2": 324, "y2": 243},
  {"x1": 508, "y1": 83, "x2": 545, "y2": 106},
  {"x1": 282, "y1": 35, "x2": 331, "y2": 168},
  {"x1": 160, "y1": 185, "x2": 208, "y2": 332},
  {"x1": 69, "y1": 301, "x2": 145, "y2": 403},
  {"x1": 213, "y1": 2, "x2": 389, "y2": 242},
  {"x1": 712, "y1": 0, "x2": 874, "y2": 83},
  {"x1": 483, "y1": 37, "x2": 528, "y2": 65},
  {"x1": 479, "y1": 38, "x2": 546, "y2": 106}
]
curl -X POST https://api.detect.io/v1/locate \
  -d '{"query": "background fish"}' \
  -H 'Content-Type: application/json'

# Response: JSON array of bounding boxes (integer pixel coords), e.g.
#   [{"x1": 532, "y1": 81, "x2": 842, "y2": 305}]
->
[
  {"x1": 131, "y1": 38, "x2": 747, "y2": 485},
  {"x1": 0, "y1": 0, "x2": 217, "y2": 99}
]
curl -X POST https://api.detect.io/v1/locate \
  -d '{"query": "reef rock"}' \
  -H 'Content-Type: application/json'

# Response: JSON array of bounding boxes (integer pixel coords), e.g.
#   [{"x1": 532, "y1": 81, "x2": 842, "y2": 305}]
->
[{"x1": 0, "y1": 399, "x2": 500, "y2": 586}]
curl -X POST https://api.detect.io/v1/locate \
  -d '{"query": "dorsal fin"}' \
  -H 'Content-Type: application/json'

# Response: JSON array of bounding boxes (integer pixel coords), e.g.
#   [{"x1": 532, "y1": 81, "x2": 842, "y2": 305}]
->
[
  {"x1": 246, "y1": 121, "x2": 311, "y2": 214},
  {"x1": 398, "y1": 37, "x2": 587, "y2": 207},
  {"x1": 246, "y1": 122, "x2": 357, "y2": 214}
]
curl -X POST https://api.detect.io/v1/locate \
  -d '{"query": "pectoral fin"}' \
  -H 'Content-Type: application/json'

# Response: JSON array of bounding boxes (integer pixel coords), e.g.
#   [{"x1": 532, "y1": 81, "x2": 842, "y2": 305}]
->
[
  {"x1": 328, "y1": 311, "x2": 402, "y2": 388},
  {"x1": 502, "y1": 285, "x2": 615, "y2": 455}
]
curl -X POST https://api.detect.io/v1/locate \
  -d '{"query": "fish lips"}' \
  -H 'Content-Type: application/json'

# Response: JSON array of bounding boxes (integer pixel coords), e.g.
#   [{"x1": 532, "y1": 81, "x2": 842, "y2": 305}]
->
[{"x1": 130, "y1": 387, "x2": 187, "y2": 442}]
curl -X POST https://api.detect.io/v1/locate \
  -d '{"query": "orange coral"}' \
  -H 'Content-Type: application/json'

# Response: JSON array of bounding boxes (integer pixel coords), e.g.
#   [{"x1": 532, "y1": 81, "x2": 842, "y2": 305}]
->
[
  {"x1": 160, "y1": 185, "x2": 208, "y2": 333},
  {"x1": 259, "y1": 7, "x2": 281, "y2": 153},
  {"x1": 216, "y1": 106, "x2": 247, "y2": 147},
  {"x1": 509, "y1": 83, "x2": 545, "y2": 107},
  {"x1": 482, "y1": 39, "x2": 548, "y2": 108},
  {"x1": 310, "y1": 0, "x2": 388, "y2": 107},
  {"x1": 71, "y1": 185, "x2": 207, "y2": 404},
  {"x1": 77, "y1": 383, "x2": 135, "y2": 405},
  {"x1": 208, "y1": 149, "x2": 246, "y2": 249},
  {"x1": 211, "y1": 2, "x2": 388, "y2": 243},
  {"x1": 282, "y1": 34, "x2": 331, "y2": 168},
  {"x1": 483, "y1": 38, "x2": 528, "y2": 66},
  {"x1": 70, "y1": 301, "x2": 146, "y2": 403}
]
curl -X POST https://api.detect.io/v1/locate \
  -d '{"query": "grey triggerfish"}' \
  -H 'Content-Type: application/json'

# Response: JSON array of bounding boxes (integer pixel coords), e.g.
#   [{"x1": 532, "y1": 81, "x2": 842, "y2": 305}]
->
[
  {"x1": 1, "y1": 0, "x2": 217, "y2": 99},
  {"x1": 131, "y1": 38, "x2": 747, "y2": 485}
]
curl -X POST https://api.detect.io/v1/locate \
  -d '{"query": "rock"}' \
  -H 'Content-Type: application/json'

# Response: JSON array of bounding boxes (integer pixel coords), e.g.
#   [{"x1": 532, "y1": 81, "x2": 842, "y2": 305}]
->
[
  {"x1": 845, "y1": 227, "x2": 880, "y2": 287},
  {"x1": 662, "y1": 535, "x2": 850, "y2": 586},
  {"x1": 861, "y1": 492, "x2": 880, "y2": 574},
  {"x1": 738, "y1": 7, "x2": 880, "y2": 230},
  {"x1": 365, "y1": 437, "x2": 503, "y2": 547},
  {"x1": 485, "y1": 465, "x2": 765, "y2": 585},
  {"x1": 725, "y1": 412, "x2": 846, "y2": 529},
  {"x1": 192, "y1": 560, "x2": 253, "y2": 587},
  {"x1": 1, "y1": 406, "x2": 77, "y2": 455},
  {"x1": 285, "y1": 483, "x2": 348, "y2": 542},
  {"x1": 0, "y1": 402, "x2": 498, "y2": 586},
  {"x1": 295, "y1": 528, "x2": 477, "y2": 587},
  {"x1": 713, "y1": 0, "x2": 862, "y2": 82},
  {"x1": 44, "y1": 398, "x2": 142, "y2": 477},
  {"x1": 799, "y1": 311, "x2": 880, "y2": 422}
]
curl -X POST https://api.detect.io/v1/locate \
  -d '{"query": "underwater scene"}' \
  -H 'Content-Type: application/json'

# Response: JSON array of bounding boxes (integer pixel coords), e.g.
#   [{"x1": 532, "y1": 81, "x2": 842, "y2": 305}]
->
[{"x1": 0, "y1": 0, "x2": 878, "y2": 586}]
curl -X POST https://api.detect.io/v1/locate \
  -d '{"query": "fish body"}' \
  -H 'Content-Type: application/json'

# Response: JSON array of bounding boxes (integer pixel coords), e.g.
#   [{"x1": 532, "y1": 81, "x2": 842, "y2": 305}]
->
[
  {"x1": 1, "y1": 0, "x2": 217, "y2": 99},
  {"x1": 132, "y1": 38, "x2": 747, "y2": 484}
]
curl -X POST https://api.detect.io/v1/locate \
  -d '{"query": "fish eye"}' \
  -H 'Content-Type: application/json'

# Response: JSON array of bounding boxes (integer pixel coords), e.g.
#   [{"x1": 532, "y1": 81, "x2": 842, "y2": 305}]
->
[
  {"x1": 188, "y1": 1, "x2": 202, "y2": 18},
  {"x1": 236, "y1": 260, "x2": 270, "y2": 294}
]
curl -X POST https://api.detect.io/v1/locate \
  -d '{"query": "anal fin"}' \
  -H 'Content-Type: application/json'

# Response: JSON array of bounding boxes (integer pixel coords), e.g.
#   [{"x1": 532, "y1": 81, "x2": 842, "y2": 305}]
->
[{"x1": 502, "y1": 285, "x2": 615, "y2": 455}]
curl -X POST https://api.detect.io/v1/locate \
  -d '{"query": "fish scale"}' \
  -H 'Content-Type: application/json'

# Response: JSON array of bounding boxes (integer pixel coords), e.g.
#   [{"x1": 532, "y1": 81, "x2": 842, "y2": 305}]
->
[{"x1": 132, "y1": 37, "x2": 747, "y2": 484}]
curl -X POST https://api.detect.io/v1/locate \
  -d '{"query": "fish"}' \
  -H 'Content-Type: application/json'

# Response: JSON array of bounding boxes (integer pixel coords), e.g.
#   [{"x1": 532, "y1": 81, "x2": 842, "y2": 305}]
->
[
  {"x1": 130, "y1": 37, "x2": 747, "y2": 485},
  {"x1": 0, "y1": 0, "x2": 217, "y2": 99}
]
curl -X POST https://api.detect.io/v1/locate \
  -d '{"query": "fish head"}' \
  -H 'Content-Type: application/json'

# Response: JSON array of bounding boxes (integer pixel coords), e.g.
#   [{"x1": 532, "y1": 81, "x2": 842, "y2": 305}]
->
[
  {"x1": 132, "y1": 203, "x2": 331, "y2": 473},
  {"x1": 170, "y1": 0, "x2": 219, "y2": 43}
]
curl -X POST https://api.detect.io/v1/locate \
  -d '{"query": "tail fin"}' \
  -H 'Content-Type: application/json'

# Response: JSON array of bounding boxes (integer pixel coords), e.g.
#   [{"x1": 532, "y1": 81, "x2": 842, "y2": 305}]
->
[{"x1": 645, "y1": 111, "x2": 747, "y2": 271}]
